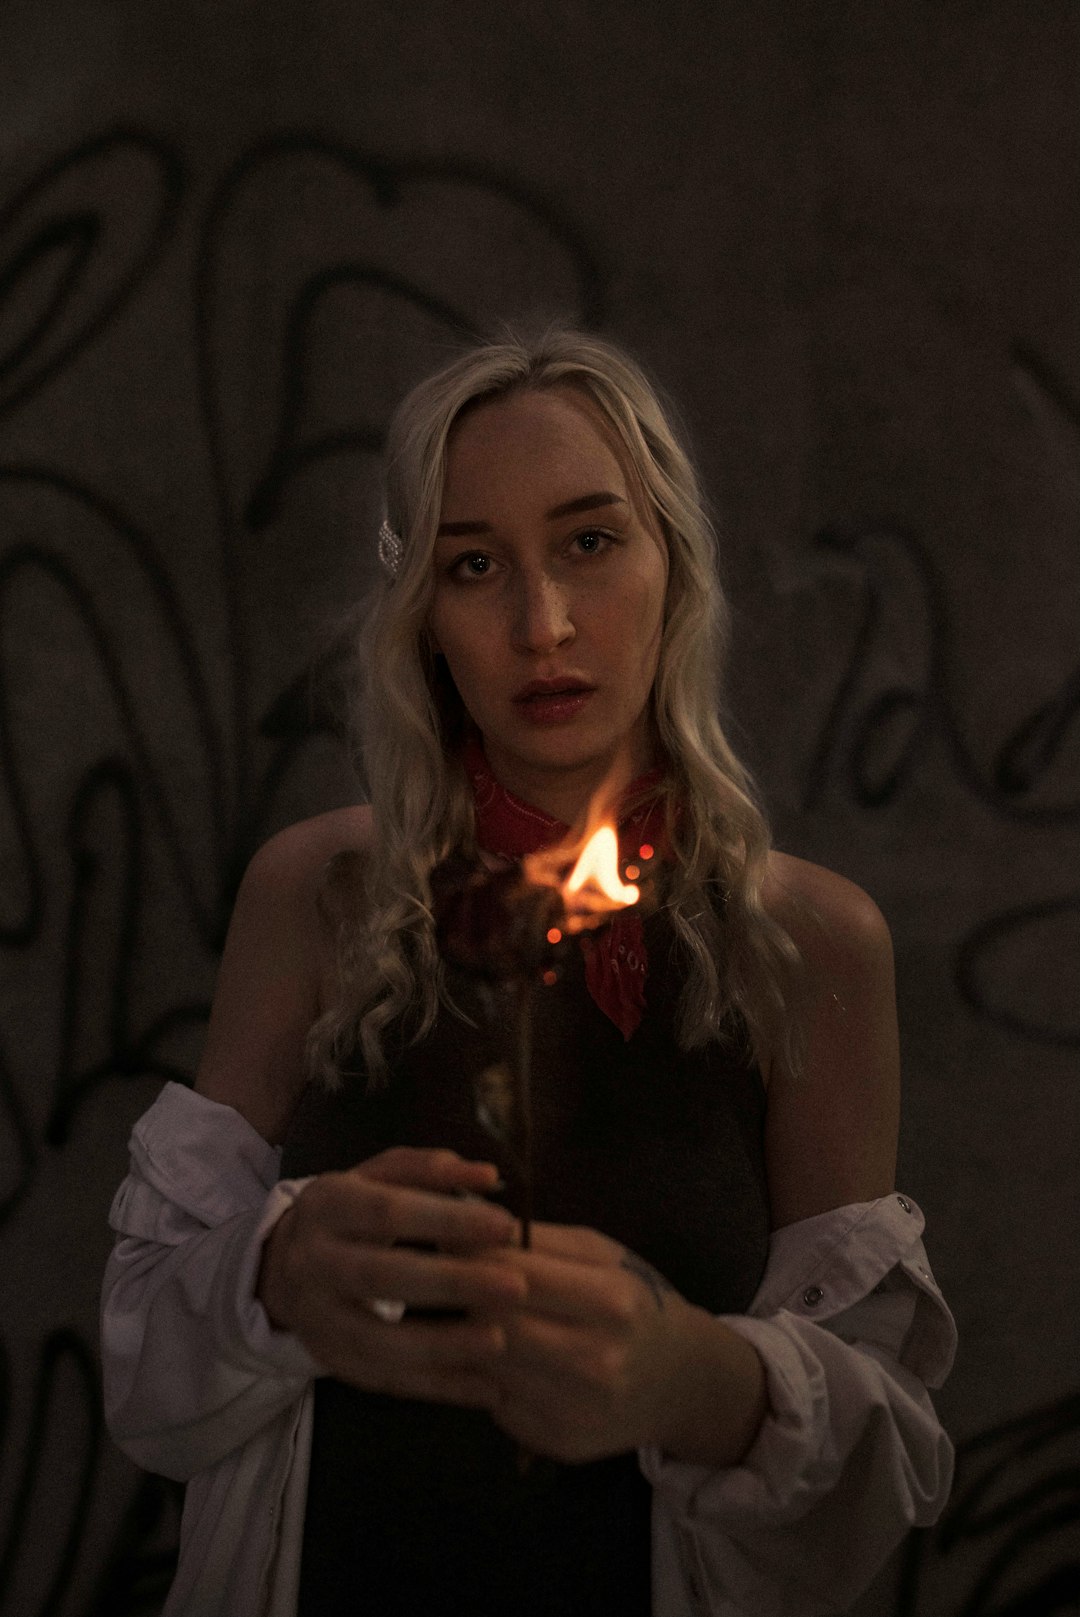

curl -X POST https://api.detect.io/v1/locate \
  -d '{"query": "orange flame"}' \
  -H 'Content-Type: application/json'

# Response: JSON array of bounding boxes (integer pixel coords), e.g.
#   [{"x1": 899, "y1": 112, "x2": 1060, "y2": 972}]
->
[
  {"x1": 566, "y1": 825, "x2": 639, "y2": 908},
  {"x1": 525, "y1": 819, "x2": 639, "y2": 934}
]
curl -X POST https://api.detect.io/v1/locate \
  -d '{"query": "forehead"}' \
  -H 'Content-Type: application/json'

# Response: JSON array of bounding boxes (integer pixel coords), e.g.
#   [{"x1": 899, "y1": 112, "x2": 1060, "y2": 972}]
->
[{"x1": 441, "y1": 385, "x2": 637, "y2": 516}]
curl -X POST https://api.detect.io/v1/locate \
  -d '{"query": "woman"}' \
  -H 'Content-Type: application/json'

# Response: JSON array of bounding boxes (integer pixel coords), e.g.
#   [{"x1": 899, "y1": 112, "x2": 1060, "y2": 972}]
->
[{"x1": 102, "y1": 328, "x2": 956, "y2": 1617}]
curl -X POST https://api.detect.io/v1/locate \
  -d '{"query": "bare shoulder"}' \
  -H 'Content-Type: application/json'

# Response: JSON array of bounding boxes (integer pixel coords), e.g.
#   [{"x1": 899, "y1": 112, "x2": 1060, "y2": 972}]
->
[
  {"x1": 763, "y1": 849, "x2": 895, "y2": 984},
  {"x1": 241, "y1": 804, "x2": 374, "y2": 896},
  {"x1": 195, "y1": 805, "x2": 373, "y2": 1145},
  {"x1": 761, "y1": 850, "x2": 900, "y2": 1227}
]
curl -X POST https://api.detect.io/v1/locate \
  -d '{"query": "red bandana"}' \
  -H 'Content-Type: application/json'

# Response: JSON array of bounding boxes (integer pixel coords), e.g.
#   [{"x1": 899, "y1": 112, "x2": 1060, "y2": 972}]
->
[{"x1": 463, "y1": 738, "x2": 671, "y2": 1040}]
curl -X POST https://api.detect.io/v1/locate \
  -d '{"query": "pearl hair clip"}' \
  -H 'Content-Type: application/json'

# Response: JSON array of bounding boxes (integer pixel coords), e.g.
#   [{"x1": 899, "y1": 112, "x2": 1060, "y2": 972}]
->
[{"x1": 378, "y1": 519, "x2": 404, "y2": 578}]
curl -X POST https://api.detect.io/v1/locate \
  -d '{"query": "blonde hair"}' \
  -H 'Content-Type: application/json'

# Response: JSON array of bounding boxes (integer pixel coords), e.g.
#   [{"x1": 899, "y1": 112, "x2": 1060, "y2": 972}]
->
[{"x1": 308, "y1": 326, "x2": 801, "y2": 1089}]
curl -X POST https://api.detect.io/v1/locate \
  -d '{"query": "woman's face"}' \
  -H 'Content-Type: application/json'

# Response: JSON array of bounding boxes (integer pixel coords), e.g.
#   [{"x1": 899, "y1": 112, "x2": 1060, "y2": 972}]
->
[{"x1": 428, "y1": 385, "x2": 668, "y2": 822}]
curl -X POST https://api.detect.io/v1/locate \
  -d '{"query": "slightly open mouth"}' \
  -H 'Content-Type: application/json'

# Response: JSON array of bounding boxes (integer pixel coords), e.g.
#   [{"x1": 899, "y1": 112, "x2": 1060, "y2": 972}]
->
[
  {"x1": 517, "y1": 688, "x2": 591, "y2": 702},
  {"x1": 514, "y1": 688, "x2": 595, "y2": 722}
]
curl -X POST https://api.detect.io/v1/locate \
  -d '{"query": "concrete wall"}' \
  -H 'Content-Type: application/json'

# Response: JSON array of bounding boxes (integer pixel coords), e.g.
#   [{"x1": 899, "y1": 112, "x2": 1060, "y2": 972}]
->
[{"x1": 1, "y1": 2, "x2": 1077, "y2": 1611}]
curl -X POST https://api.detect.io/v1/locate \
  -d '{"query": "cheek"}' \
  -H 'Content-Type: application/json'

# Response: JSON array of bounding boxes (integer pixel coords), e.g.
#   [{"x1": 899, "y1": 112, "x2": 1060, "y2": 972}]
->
[
  {"x1": 428, "y1": 607, "x2": 495, "y2": 702},
  {"x1": 625, "y1": 562, "x2": 668, "y2": 655},
  {"x1": 428, "y1": 601, "x2": 468, "y2": 669}
]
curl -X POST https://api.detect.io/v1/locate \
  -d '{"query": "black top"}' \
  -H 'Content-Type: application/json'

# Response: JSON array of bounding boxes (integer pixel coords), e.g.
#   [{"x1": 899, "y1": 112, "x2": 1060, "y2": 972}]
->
[{"x1": 281, "y1": 902, "x2": 771, "y2": 1617}]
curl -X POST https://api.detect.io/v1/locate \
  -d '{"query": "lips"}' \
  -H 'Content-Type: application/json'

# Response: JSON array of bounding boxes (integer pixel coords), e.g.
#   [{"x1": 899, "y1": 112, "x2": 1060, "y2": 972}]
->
[
  {"x1": 513, "y1": 677, "x2": 596, "y2": 703},
  {"x1": 512, "y1": 681, "x2": 596, "y2": 727}
]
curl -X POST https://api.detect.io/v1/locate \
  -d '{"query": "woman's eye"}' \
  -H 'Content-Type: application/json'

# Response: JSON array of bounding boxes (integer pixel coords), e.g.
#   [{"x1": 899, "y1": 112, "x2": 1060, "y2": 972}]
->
[
  {"x1": 451, "y1": 553, "x2": 493, "y2": 580},
  {"x1": 573, "y1": 528, "x2": 613, "y2": 555}
]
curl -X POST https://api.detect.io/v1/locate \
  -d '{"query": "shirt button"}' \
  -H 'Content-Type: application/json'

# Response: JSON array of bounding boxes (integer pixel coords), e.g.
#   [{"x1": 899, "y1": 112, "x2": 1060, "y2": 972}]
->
[
  {"x1": 897, "y1": 1195, "x2": 912, "y2": 1213},
  {"x1": 803, "y1": 1285, "x2": 824, "y2": 1306}
]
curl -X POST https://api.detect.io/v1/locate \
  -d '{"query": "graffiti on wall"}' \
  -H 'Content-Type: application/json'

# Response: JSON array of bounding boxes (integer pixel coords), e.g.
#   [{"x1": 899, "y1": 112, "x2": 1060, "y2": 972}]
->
[{"x1": 0, "y1": 128, "x2": 1076, "y2": 1615}]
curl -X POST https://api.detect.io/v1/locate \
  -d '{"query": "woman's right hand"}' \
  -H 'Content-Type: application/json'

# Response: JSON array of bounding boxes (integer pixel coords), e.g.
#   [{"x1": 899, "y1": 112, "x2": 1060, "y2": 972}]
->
[{"x1": 256, "y1": 1147, "x2": 524, "y2": 1409}]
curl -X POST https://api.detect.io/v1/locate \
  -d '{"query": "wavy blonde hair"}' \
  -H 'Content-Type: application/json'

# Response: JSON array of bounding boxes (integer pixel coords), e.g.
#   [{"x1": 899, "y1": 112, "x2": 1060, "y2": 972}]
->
[{"x1": 308, "y1": 326, "x2": 801, "y2": 1090}]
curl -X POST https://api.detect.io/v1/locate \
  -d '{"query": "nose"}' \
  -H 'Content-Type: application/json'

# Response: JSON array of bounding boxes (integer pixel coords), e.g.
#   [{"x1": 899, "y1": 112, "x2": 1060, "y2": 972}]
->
[{"x1": 510, "y1": 569, "x2": 575, "y2": 654}]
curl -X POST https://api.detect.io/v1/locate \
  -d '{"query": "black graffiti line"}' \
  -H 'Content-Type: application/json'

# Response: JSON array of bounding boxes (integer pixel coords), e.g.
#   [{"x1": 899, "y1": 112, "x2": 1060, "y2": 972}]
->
[
  {"x1": 939, "y1": 1392, "x2": 1080, "y2": 1545},
  {"x1": 955, "y1": 892, "x2": 1080, "y2": 1049},
  {"x1": 245, "y1": 262, "x2": 477, "y2": 531},
  {"x1": 0, "y1": 539, "x2": 219, "y2": 943},
  {"x1": 1012, "y1": 342, "x2": 1080, "y2": 457},
  {"x1": 996, "y1": 662, "x2": 1080, "y2": 798},
  {"x1": 0, "y1": 129, "x2": 184, "y2": 420},
  {"x1": 805, "y1": 522, "x2": 1080, "y2": 821},
  {"x1": 949, "y1": 1466, "x2": 1080, "y2": 1548},
  {"x1": 0, "y1": 1039, "x2": 36, "y2": 1232},
  {"x1": 894, "y1": 1392, "x2": 1080, "y2": 1615},
  {"x1": 50, "y1": 758, "x2": 141, "y2": 1147},
  {"x1": 48, "y1": 758, "x2": 214, "y2": 1145},
  {"x1": 0, "y1": 1329, "x2": 102, "y2": 1617},
  {"x1": 0, "y1": 213, "x2": 100, "y2": 383},
  {"x1": 0, "y1": 472, "x2": 232, "y2": 945},
  {"x1": 83, "y1": 1472, "x2": 183, "y2": 1617},
  {"x1": 802, "y1": 528, "x2": 931, "y2": 809},
  {"x1": 958, "y1": 1498, "x2": 1080, "y2": 1617}
]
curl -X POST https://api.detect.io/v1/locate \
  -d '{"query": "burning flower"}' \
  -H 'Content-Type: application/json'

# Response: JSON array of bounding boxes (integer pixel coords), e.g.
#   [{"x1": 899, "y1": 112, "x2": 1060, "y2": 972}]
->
[
  {"x1": 433, "y1": 823, "x2": 651, "y2": 981},
  {"x1": 431, "y1": 822, "x2": 658, "y2": 1237}
]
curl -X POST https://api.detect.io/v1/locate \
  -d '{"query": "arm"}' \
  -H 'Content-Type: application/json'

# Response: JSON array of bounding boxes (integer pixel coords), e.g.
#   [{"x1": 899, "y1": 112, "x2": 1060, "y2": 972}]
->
[
  {"x1": 640, "y1": 1193, "x2": 955, "y2": 1616},
  {"x1": 101, "y1": 815, "x2": 526, "y2": 1481},
  {"x1": 640, "y1": 858, "x2": 956, "y2": 1615},
  {"x1": 645, "y1": 854, "x2": 903, "y2": 1467},
  {"x1": 101, "y1": 1084, "x2": 321, "y2": 1480},
  {"x1": 100, "y1": 820, "x2": 337, "y2": 1479}
]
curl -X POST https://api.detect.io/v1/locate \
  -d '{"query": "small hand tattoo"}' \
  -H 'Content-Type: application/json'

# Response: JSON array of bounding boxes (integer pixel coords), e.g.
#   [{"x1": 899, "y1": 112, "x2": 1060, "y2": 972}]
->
[{"x1": 620, "y1": 1251, "x2": 675, "y2": 1312}]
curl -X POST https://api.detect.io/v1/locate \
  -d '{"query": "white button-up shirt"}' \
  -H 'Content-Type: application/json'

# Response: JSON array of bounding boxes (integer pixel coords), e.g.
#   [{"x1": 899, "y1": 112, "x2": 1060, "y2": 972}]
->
[{"x1": 101, "y1": 1083, "x2": 957, "y2": 1617}]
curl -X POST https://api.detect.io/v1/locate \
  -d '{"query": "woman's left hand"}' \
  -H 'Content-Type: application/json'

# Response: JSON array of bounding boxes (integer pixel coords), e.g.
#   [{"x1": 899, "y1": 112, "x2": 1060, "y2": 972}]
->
[{"x1": 476, "y1": 1221, "x2": 704, "y2": 1465}]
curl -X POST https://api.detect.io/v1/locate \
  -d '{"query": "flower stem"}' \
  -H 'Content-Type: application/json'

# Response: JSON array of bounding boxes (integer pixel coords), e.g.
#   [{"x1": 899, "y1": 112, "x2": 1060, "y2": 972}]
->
[{"x1": 515, "y1": 974, "x2": 534, "y2": 1250}]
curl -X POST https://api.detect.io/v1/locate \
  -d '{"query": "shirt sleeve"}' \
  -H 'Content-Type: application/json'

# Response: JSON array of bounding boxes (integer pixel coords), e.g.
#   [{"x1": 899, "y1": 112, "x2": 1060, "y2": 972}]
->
[
  {"x1": 100, "y1": 1082, "x2": 321, "y2": 1482},
  {"x1": 639, "y1": 1193, "x2": 957, "y2": 1617}
]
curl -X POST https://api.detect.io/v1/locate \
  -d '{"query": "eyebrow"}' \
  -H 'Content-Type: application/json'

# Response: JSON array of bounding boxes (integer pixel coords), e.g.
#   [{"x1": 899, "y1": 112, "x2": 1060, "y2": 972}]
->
[{"x1": 436, "y1": 490, "x2": 627, "y2": 538}]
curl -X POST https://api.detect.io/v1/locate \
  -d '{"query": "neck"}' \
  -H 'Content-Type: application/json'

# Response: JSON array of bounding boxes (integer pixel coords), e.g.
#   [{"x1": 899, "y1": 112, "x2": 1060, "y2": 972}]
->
[{"x1": 479, "y1": 749, "x2": 653, "y2": 830}]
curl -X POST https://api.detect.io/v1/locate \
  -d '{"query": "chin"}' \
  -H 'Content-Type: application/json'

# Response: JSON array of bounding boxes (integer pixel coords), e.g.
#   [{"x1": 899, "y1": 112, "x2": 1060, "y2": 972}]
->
[{"x1": 517, "y1": 730, "x2": 631, "y2": 775}]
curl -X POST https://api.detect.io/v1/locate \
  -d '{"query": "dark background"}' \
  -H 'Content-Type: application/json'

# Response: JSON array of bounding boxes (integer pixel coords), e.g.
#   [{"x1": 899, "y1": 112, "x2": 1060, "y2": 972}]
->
[{"x1": 0, "y1": 2, "x2": 1078, "y2": 1612}]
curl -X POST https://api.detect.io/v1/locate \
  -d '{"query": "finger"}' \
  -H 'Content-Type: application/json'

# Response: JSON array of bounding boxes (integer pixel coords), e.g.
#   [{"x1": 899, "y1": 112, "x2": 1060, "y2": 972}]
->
[
  {"x1": 331, "y1": 1245, "x2": 528, "y2": 1314},
  {"x1": 318, "y1": 1173, "x2": 518, "y2": 1251},
  {"x1": 510, "y1": 1222, "x2": 622, "y2": 1265},
  {"x1": 361, "y1": 1312, "x2": 507, "y2": 1367},
  {"x1": 358, "y1": 1146, "x2": 503, "y2": 1196},
  {"x1": 477, "y1": 1248, "x2": 634, "y2": 1326},
  {"x1": 322, "y1": 1314, "x2": 507, "y2": 1409}
]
